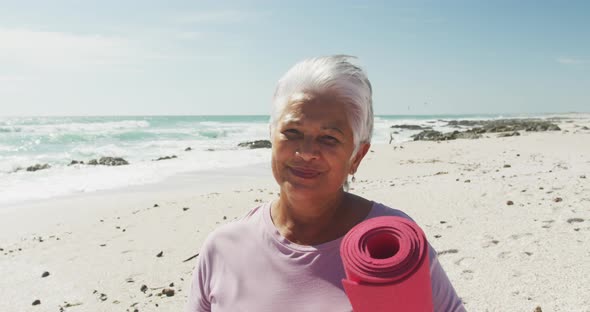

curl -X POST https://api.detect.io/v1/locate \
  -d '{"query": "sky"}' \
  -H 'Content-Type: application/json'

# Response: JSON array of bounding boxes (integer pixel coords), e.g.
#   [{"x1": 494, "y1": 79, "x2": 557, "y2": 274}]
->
[{"x1": 0, "y1": 0, "x2": 588, "y2": 116}]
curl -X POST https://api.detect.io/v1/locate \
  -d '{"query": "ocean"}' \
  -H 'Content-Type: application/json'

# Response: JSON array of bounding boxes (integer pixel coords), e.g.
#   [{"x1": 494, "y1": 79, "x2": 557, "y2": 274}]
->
[{"x1": 0, "y1": 114, "x2": 532, "y2": 205}]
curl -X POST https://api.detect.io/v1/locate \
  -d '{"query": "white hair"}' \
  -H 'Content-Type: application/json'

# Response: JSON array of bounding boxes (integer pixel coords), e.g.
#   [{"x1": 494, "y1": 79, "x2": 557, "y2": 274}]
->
[{"x1": 270, "y1": 55, "x2": 374, "y2": 155}]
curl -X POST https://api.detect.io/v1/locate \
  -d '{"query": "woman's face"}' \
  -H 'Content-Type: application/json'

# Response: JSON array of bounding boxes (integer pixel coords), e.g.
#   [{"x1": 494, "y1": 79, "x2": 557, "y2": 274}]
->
[{"x1": 271, "y1": 93, "x2": 369, "y2": 201}]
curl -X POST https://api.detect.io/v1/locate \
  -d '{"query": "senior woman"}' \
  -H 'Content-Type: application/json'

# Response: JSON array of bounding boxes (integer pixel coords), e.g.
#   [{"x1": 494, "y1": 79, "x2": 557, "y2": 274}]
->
[{"x1": 186, "y1": 55, "x2": 465, "y2": 311}]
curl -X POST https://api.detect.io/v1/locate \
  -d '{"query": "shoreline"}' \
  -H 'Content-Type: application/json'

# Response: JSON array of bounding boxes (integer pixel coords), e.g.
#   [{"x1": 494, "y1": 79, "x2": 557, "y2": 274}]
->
[{"x1": 3, "y1": 112, "x2": 589, "y2": 207}]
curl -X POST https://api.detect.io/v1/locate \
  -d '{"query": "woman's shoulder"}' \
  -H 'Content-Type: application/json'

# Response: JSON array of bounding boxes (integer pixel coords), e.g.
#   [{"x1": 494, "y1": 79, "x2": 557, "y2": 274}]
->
[
  {"x1": 199, "y1": 203, "x2": 267, "y2": 253},
  {"x1": 368, "y1": 200, "x2": 414, "y2": 221}
]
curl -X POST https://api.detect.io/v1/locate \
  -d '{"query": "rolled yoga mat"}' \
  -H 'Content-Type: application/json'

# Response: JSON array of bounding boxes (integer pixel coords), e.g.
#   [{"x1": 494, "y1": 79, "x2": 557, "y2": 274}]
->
[{"x1": 340, "y1": 216, "x2": 434, "y2": 312}]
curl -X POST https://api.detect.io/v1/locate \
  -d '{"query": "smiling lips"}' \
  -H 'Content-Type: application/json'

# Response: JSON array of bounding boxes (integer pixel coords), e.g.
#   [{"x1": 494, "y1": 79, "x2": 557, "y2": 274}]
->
[{"x1": 289, "y1": 166, "x2": 322, "y2": 179}]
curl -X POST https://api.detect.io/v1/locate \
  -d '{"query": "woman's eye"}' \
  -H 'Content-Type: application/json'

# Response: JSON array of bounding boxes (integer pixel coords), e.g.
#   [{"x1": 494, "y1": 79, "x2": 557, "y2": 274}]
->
[
  {"x1": 282, "y1": 129, "x2": 300, "y2": 138},
  {"x1": 321, "y1": 136, "x2": 340, "y2": 144}
]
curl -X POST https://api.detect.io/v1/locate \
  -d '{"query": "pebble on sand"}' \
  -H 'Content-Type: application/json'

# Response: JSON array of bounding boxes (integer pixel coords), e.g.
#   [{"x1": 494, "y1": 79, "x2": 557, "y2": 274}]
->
[
  {"x1": 553, "y1": 197, "x2": 563, "y2": 202},
  {"x1": 162, "y1": 288, "x2": 175, "y2": 297},
  {"x1": 41, "y1": 271, "x2": 50, "y2": 278},
  {"x1": 156, "y1": 251, "x2": 163, "y2": 257},
  {"x1": 32, "y1": 299, "x2": 41, "y2": 306},
  {"x1": 507, "y1": 200, "x2": 514, "y2": 205}
]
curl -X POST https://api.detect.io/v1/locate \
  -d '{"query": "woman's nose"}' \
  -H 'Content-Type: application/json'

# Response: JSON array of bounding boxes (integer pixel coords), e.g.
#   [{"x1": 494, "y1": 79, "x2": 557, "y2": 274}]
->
[{"x1": 296, "y1": 137, "x2": 319, "y2": 161}]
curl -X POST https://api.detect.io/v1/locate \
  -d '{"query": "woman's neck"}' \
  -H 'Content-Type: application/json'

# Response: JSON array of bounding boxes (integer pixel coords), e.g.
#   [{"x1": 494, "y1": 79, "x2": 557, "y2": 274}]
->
[{"x1": 271, "y1": 191, "x2": 358, "y2": 246}]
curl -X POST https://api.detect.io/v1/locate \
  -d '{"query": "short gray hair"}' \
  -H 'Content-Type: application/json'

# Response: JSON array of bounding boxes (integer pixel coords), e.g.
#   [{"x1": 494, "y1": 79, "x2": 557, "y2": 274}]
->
[{"x1": 270, "y1": 55, "x2": 374, "y2": 154}]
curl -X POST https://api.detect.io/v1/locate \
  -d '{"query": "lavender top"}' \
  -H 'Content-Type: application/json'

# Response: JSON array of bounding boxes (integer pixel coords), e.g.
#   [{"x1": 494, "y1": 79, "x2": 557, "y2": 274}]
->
[{"x1": 186, "y1": 201, "x2": 465, "y2": 312}]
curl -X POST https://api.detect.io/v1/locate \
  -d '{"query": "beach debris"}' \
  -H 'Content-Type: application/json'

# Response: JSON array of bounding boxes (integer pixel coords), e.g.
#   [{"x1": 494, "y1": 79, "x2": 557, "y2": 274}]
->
[
  {"x1": 464, "y1": 179, "x2": 471, "y2": 183},
  {"x1": 434, "y1": 235, "x2": 442, "y2": 238},
  {"x1": 185, "y1": 147, "x2": 192, "y2": 151},
  {"x1": 507, "y1": 200, "x2": 514, "y2": 206},
  {"x1": 126, "y1": 277, "x2": 134, "y2": 283},
  {"x1": 182, "y1": 207, "x2": 189, "y2": 211},
  {"x1": 140, "y1": 285, "x2": 148, "y2": 293},
  {"x1": 437, "y1": 249, "x2": 459, "y2": 256},
  {"x1": 503, "y1": 164, "x2": 511, "y2": 168},
  {"x1": 26, "y1": 163, "x2": 51, "y2": 172},
  {"x1": 580, "y1": 175, "x2": 586, "y2": 179},
  {"x1": 41, "y1": 271, "x2": 50, "y2": 278},
  {"x1": 32, "y1": 299, "x2": 41, "y2": 305},
  {"x1": 100, "y1": 244, "x2": 107, "y2": 247},
  {"x1": 156, "y1": 251, "x2": 164, "y2": 257},
  {"x1": 162, "y1": 288, "x2": 175, "y2": 297},
  {"x1": 238, "y1": 140, "x2": 272, "y2": 149},
  {"x1": 154, "y1": 155, "x2": 177, "y2": 161},
  {"x1": 99, "y1": 293, "x2": 108, "y2": 301},
  {"x1": 553, "y1": 197, "x2": 563, "y2": 203},
  {"x1": 567, "y1": 218, "x2": 584, "y2": 224},
  {"x1": 183, "y1": 253, "x2": 199, "y2": 263},
  {"x1": 59, "y1": 301, "x2": 83, "y2": 310},
  {"x1": 154, "y1": 204, "x2": 159, "y2": 207}
]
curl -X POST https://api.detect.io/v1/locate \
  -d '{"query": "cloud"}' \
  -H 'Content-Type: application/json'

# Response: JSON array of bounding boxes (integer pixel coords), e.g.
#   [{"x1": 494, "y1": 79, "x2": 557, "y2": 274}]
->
[
  {"x1": 175, "y1": 10, "x2": 269, "y2": 24},
  {"x1": 557, "y1": 57, "x2": 589, "y2": 65},
  {"x1": 0, "y1": 75, "x2": 29, "y2": 82},
  {"x1": 0, "y1": 27, "x2": 164, "y2": 70},
  {"x1": 174, "y1": 31, "x2": 204, "y2": 40}
]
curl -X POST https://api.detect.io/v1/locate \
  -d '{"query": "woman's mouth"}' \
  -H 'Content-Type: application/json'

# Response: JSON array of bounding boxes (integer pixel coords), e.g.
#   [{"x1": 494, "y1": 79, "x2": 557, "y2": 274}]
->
[{"x1": 289, "y1": 167, "x2": 321, "y2": 179}]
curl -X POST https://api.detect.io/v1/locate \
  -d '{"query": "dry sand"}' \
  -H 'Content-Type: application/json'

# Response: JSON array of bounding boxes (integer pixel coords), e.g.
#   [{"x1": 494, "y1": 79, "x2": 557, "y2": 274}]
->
[{"x1": 1, "y1": 116, "x2": 589, "y2": 312}]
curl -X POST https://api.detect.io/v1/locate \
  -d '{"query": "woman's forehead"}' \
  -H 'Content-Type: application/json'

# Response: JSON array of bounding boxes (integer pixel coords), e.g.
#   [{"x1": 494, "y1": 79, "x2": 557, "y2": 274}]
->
[{"x1": 279, "y1": 98, "x2": 351, "y2": 130}]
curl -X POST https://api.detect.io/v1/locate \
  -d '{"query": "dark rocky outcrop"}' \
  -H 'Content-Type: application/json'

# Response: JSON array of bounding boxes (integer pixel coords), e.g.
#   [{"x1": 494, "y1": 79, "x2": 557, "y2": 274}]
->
[
  {"x1": 446, "y1": 119, "x2": 561, "y2": 133},
  {"x1": 88, "y1": 157, "x2": 129, "y2": 166},
  {"x1": 26, "y1": 164, "x2": 51, "y2": 172},
  {"x1": 68, "y1": 160, "x2": 84, "y2": 166},
  {"x1": 412, "y1": 130, "x2": 482, "y2": 141},
  {"x1": 414, "y1": 119, "x2": 560, "y2": 141},
  {"x1": 390, "y1": 124, "x2": 432, "y2": 130},
  {"x1": 238, "y1": 140, "x2": 272, "y2": 149},
  {"x1": 447, "y1": 120, "x2": 483, "y2": 127},
  {"x1": 497, "y1": 131, "x2": 521, "y2": 137},
  {"x1": 154, "y1": 155, "x2": 177, "y2": 161}
]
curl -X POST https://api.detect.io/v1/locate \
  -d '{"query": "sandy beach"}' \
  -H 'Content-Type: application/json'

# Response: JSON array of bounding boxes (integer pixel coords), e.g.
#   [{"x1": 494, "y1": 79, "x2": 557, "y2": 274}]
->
[{"x1": 1, "y1": 115, "x2": 589, "y2": 312}]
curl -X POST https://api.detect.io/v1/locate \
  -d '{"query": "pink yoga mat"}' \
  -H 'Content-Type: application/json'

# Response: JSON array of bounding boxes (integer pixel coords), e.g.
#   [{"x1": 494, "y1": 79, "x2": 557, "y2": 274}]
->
[{"x1": 340, "y1": 216, "x2": 433, "y2": 312}]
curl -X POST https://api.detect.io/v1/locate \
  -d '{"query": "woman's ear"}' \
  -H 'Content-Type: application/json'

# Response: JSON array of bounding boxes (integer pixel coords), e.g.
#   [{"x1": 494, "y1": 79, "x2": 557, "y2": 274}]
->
[{"x1": 350, "y1": 143, "x2": 371, "y2": 174}]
